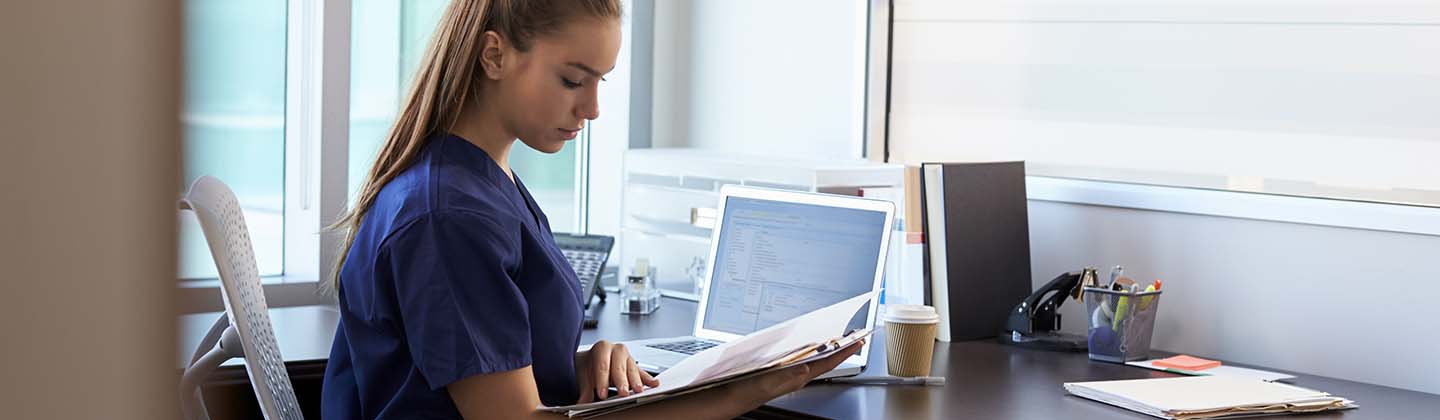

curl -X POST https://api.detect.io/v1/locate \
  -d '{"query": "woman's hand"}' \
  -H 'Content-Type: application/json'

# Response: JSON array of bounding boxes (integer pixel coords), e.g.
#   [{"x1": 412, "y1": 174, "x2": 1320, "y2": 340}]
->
[
  {"x1": 729, "y1": 339, "x2": 865, "y2": 406},
  {"x1": 575, "y1": 340, "x2": 661, "y2": 403}
]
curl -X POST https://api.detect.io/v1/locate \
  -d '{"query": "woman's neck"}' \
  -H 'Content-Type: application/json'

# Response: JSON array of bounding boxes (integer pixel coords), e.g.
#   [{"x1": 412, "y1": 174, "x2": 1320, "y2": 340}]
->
[{"x1": 452, "y1": 94, "x2": 516, "y2": 181}]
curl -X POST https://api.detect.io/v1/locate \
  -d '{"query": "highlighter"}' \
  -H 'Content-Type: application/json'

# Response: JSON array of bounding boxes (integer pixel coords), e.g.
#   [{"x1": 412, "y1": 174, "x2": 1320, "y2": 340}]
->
[
  {"x1": 1139, "y1": 283, "x2": 1157, "y2": 310},
  {"x1": 1112, "y1": 284, "x2": 1138, "y2": 330}
]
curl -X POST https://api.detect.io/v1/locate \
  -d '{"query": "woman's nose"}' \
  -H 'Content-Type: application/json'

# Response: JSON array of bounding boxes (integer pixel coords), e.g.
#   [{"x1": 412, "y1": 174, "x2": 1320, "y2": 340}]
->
[{"x1": 576, "y1": 88, "x2": 600, "y2": 121}]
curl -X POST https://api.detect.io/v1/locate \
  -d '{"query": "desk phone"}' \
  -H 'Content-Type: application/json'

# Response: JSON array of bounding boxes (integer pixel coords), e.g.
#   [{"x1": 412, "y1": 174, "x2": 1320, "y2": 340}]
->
[{"x1": 554, "y1": 233, "x2": 613, "y2": 328}]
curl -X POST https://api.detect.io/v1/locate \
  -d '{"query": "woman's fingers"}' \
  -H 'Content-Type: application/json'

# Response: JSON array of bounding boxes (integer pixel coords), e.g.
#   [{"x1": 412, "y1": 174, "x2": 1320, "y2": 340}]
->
[
  {"x1": 639, "y1": 366, "x2": 660, "y2": 387},
  {"x1": 626, "y1": 355, "x2": 645, "y2": 393},
  {"x1": 751, "y1": 363, "x2": 811, "y2": 399},
  {"x1": 582, "y1": 341, "x2": 660, "y2": 402},
  {"x1": 744, "y1": 339, "x2": 867, "y2": 403},
  {"x1": 786, "y1": 364, "x2": 813, "y2": 391},
  {"x1": 804, "y1": 339, "x2": 864, "y2": 379},
  {"x1": 590, "y1": 340, "x2": 613, "y2": 400},
  {"x1": 610, "y1": 343, "x2": 632, "y2": 396}
]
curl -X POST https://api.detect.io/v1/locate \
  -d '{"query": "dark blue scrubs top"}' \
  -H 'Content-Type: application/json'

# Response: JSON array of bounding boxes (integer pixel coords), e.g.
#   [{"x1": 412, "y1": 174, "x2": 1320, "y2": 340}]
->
[{"x1": 322, "y1": 133, "x2": 584, "y2": 419}]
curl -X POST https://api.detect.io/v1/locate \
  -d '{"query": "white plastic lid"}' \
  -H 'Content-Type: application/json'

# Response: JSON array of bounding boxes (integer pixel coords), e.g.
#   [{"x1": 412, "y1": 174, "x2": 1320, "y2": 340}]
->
[{"x1": 884, "y1": 304, "x2": 940, "y2": 324}]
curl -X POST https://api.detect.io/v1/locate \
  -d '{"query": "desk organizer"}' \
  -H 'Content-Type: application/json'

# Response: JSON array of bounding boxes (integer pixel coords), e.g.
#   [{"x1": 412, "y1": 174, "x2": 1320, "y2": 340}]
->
[{"x1": 1083, "y1": 287, "x2": 1162, "y2": 363}]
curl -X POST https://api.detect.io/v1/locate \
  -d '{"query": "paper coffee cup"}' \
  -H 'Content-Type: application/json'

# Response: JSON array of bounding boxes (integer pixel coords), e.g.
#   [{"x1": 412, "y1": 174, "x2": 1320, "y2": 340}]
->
[{"x1": 883, "y1": 304, "x2": 939, "y2": 377}]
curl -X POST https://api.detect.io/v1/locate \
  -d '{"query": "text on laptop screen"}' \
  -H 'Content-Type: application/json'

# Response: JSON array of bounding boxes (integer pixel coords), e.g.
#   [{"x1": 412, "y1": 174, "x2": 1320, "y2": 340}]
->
[{"x1": 701, "y1": 196, "x2": 886, "y2": 335}]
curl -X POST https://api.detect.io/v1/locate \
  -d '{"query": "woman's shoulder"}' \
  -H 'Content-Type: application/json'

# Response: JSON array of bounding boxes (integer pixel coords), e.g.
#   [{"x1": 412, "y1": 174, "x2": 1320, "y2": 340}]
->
[
  {"x1": 377, "y1": 179, "x2": 520, "y2": 233},
  {"x1": 368, "y1": 160, "x2": 522, "y2": 243}
]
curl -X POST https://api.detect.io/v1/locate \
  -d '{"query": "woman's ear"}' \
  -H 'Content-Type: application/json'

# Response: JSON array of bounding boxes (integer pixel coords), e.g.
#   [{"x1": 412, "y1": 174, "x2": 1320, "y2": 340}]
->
[{"x1": 478, "y1": 30, "x2": 506, "y2": 80}]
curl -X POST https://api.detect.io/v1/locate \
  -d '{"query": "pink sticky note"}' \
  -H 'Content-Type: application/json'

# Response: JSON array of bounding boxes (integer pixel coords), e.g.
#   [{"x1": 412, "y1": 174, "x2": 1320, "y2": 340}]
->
[{"x1": 1152, "y1": 355, "x2": 1221, "y2": 371}]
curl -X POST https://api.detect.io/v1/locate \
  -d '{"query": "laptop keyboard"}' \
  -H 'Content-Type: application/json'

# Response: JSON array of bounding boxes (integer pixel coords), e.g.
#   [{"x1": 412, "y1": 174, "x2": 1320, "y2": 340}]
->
[{"x1": 647, "y1": 339, "x2": 719, "y2": 355}]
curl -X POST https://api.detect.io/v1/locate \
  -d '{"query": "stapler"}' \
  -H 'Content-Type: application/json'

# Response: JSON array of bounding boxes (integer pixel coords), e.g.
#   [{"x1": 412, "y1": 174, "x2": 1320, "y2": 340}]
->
[{"x1": 998, "y1": 270, "x2": 1094, "y2": 352}]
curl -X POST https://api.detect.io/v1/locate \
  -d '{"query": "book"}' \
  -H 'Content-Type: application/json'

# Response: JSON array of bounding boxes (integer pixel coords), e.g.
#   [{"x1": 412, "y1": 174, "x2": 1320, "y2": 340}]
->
[
  {"x1": 1064, "y1": 376, "x2": 1356, "y2": 419},
  {"x1": 539, "y1": 292, "x2": 878, "y2": 418},
  {"x1": 920, "y1": 162, "x2": 1032, "y2": 341}
]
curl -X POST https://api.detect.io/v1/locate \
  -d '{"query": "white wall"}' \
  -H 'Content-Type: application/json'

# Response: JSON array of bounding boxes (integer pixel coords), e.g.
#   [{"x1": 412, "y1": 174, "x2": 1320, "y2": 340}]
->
[
  {"x1": 1030, "y1": 200, "x2": 1440, "y2": 394},
  {"x1": 650, "y1": 0, "x2": 868, "y2": 158},
  {"x1": 889, "y1": 0, "x2": 1440, "y2": 394}
]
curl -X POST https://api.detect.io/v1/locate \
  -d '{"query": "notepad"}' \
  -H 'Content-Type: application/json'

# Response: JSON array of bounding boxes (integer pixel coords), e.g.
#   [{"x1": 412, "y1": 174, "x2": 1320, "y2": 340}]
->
[
  {"x1": 1152, "y1": 355, "x2": 1221, "y2": 371},
  {"x1": 1126, "y1": 359, "x2": 1296, "y2": 382},
  {"x1": 1064, "y1": 376, "x2": 1356, "y2": 419}
]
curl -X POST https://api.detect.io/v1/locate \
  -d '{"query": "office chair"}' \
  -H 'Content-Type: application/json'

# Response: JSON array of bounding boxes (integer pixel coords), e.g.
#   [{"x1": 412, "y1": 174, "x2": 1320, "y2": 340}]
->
[{"x1": 178, "y1": 176, "x2": 303, "y2": 420}]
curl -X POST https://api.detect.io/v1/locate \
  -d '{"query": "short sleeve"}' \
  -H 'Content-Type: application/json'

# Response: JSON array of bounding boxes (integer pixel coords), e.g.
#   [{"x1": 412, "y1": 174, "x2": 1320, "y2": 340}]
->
[{"x1": 383, "y1": 211, "x2": 532, "y2": 390}]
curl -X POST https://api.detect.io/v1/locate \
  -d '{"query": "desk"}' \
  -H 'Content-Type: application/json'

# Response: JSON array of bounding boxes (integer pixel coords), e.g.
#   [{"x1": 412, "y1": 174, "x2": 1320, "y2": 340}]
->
[
  {"x1": 178, "y1": 306, "x2": 338, "y2": 368},
  {"x1": 179, "y1": 306, "x2": 337, "y2": 419},
  {"x1": 182, "y1": 295, "x2": 1440, "y2": 419}
]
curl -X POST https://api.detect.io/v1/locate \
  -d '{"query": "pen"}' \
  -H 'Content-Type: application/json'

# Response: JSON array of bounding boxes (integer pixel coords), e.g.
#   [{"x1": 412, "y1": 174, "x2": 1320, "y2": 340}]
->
[{"x1": 824, "y1": 376, "x2": 946, "y2": 386}]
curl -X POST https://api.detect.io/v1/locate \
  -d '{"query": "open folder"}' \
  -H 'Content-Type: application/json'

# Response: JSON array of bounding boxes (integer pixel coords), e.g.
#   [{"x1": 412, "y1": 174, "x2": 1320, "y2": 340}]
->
[
  {"x1": 1064, "y1": 376, "x2": 1357, "y2": 419},
  {"x1": 540, "y1": 292, "x2": 878, "y2": 418}
]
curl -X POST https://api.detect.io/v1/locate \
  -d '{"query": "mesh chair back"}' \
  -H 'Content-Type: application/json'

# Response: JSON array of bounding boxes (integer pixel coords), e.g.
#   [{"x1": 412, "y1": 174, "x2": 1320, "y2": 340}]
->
[{"x1": 181, "y1": 176, "x2": 302, "y2": 420}]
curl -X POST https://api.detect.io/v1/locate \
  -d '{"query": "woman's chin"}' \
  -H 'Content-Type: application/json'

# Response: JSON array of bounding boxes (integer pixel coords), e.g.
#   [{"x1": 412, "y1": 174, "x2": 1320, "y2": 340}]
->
[{"x1": 520, "y1": 138, "x2": 567, "y2": 154}]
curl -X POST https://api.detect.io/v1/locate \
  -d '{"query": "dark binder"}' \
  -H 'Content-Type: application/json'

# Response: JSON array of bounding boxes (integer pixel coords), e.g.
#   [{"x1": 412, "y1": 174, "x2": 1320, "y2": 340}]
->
[{"x1": 921, "y1": 162, "x2": 1032, "y2": 341}]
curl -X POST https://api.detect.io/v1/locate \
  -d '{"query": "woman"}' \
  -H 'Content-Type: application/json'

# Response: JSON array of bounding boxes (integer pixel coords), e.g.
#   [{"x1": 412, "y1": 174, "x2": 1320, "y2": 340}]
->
[{"x1": 320, "y1": 1, "x2": 860, "y2": 419}]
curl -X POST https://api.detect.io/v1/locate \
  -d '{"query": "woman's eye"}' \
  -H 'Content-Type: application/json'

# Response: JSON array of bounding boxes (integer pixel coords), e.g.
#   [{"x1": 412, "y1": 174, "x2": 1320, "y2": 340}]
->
[{"x1": 561, "y1": 77, "x2": 583, "y2": 89}]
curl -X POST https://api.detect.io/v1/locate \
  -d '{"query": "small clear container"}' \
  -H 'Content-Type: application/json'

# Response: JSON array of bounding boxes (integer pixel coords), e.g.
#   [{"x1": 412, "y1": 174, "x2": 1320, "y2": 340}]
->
[
  {"x1": 621, "y1": 260, "x2": 661, "y2": 315},
  {"x1": 1084, "y1": 287, "x2": 1162, "y2": 363},
  {"x1": 684, "y1": 256, "x2": 707, "y2": 296}
]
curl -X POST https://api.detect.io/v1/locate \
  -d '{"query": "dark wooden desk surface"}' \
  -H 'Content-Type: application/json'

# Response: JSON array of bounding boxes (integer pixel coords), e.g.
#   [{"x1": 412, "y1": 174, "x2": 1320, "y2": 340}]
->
[
  {"x1": 179, "y1": 306, "x2": 339, "y2": 367},
  {"x1": 181, "y1": 294, "x2": 1440, "y2": 419}
]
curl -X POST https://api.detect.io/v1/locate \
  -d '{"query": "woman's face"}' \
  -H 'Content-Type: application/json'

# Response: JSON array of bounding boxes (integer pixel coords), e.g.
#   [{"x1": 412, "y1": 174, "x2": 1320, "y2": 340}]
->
[{"x1": 495, "y1": 18, "x2": 621, "y2": 154}]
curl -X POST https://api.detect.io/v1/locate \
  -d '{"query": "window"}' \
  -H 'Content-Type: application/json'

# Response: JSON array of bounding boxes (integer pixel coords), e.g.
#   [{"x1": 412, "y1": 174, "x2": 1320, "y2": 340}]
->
[
  {"x1": 179, "y1": 0, "x2": 287, "y2": 279},
  {"x1": 886, "y1": 0, "x2": 1440, "y2": 209},
  {"x1": 350, "y1": 0, "x2": 582, "y2": 233},
  {"x1": 645, "y1": 0, "x2": 871, "y2": 160},
  {"x1": 180, "y1": 1, "x2": 604, "y2": 284}
]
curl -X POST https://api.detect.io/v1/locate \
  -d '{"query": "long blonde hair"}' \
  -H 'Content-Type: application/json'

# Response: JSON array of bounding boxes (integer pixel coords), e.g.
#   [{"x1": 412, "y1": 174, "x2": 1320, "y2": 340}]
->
[{"x1": 329, "y1": 0, "x2": 623, "y2": 289}]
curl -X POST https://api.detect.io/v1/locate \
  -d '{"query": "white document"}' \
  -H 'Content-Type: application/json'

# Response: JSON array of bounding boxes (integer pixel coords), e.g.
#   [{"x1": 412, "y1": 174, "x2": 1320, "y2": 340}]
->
[
  {"x1": 541, "y1": 291, "x2": 878, "y2": 416},
  {"x1": 1065, "y1": 376, "x2": 1356, "y2": 420}
]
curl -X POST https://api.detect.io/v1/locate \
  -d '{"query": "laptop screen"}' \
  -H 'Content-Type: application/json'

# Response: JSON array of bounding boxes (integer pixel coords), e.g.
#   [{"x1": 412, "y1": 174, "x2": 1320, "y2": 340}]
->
[{"x1": 701, "y1": 195, "x2": 887, "y2": 336}]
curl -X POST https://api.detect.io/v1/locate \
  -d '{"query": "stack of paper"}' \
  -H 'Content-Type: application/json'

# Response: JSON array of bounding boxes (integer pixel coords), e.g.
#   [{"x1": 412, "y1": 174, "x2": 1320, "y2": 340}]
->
[
  {"x1": 1064, "y1": 376, "x2": 1356, "y2": 419},
  {"x1": 540, "y1": 292, "x2": 877, "y2": 418}
]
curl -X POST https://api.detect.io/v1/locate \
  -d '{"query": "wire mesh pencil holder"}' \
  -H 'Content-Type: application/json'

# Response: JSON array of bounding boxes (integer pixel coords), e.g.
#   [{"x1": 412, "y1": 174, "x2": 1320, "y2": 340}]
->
[{"x1": 1084, "y1": 287, "x2": 1163, "y2": 363}]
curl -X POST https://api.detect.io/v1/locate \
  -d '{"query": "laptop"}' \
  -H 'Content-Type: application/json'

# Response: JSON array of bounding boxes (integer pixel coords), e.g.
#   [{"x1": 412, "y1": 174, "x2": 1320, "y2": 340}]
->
[{"x1": 624, "y1": 185, "x2": 896, "y2": 379}]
